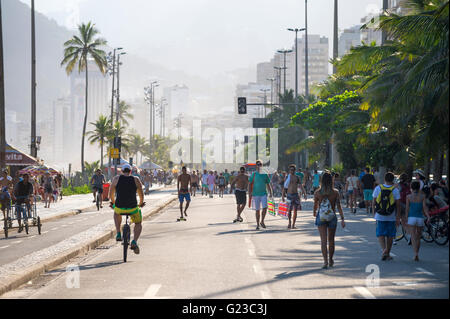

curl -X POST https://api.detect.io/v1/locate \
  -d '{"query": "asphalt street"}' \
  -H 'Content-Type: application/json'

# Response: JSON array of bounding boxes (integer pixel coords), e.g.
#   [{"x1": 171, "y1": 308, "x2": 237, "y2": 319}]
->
[
  {"x1": 1, "y1": 192, "x2": 448, "y2": 299},
  {"x1": 0, "y1": 188, "x2": 174, "y2": 267}
]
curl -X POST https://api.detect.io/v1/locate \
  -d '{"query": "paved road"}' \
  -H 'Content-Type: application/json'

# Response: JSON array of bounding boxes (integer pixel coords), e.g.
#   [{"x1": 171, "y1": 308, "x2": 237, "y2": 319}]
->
[
  {"x1": 0, "y1": 188, "x2": 173, "y2": 267},
  {"x1": 2, "y1": 193, "x2": 448, "y2": 299}
]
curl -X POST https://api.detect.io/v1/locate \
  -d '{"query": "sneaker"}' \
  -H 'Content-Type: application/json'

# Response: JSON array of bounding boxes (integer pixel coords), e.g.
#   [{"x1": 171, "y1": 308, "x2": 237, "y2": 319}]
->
[
  {"x1": 238, "y1": 217, "x2": 243, "y2": 222},
  {"x1": 130, "y1": 240, "x2": 140, "y2": 254},
  {"x1": 116, "y1": 232, "x2": 122, "y2": 242},
  {"x1": 260, "y1": 222, "x2": 266, "y2": 229}
]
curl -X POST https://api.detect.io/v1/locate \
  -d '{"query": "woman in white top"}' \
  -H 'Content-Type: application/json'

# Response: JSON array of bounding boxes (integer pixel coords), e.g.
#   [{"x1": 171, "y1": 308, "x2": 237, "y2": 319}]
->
[{"x1": 345, "y1": 170, "x2": 359, "y2": 214}]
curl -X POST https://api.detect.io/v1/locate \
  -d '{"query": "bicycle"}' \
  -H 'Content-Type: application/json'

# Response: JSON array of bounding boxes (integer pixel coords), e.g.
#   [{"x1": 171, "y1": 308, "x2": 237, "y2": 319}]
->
[
  {"x1": 114, "y1": 202, "x2": 145, "y2": 262},
  {"x1": 429, "y1": 206, "x2": 449, "y2": 246}
]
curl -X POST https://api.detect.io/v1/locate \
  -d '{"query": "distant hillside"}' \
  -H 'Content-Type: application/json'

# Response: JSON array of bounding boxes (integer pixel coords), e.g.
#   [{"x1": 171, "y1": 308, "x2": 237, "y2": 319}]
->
[{"x1": 2, "y1": 0, "x2": 73, "y2": 117}]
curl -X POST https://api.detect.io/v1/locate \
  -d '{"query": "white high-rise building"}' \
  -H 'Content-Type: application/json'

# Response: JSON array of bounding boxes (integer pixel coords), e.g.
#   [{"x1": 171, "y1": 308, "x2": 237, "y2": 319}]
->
[
  {"x1": 52, "y1": 98, "x2": 71, "y2": 164},
  {"x1": 163, "y1": 85, "x2": 190, "y2": 138},
  {"x1": 339, "y1": 25, "x2": 362, "y2": 56}
]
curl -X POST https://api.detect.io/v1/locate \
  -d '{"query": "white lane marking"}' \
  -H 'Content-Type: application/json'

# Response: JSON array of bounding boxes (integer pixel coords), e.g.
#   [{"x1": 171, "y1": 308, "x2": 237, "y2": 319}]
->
[
  {"x1": 50, "y1": 227, "x2": 58, "y2": 231},
  {"x1": 253, "y1": 264, "x2": 261, "y2": 274},
  {"x1": 416, "y1": 267, "x2": 435, "y2": 276},
  {"x1": 393, "y1": 282, "x2": 417, "y2": 286},
  {"x1": 12, "y1": 240, "x2": 22, "y2": 244},
  {"x1": 354, "y1": 286, "x2": 376, "y2": 299},
  {"x1": 125, "y1": 284, "x2": 173, "y2": 299},
  {"x1": 248, "y1": 248, "x2": 255, "y2": 256},
  {"x1": 244, "y1": 237, "x2": 251, "y2": 244},
  {"x1": 0, "y1": 245, "x2": 10, "y2": 249},
  {"x1": 261, "y1": 290, "x2": 271, "y2": 299}
]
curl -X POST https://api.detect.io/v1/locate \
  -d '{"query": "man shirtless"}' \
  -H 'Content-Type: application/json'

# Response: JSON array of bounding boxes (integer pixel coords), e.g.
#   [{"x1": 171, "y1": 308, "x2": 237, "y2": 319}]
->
[
  {"x1": 177, "y1": 167, "x2": 191, "y2": 219},
  {"x1": 230, "y1": 166, "x2": 249, "y2": 223},
  {"x1": 282, "y1": 164, "x2": 307, "y2": 229},
  {"x1": 0, "y1": 170, "x2": 13, "y2": 220},
  {"x1": 190, "y1": 171, "x2": 199, "y2": 197}
]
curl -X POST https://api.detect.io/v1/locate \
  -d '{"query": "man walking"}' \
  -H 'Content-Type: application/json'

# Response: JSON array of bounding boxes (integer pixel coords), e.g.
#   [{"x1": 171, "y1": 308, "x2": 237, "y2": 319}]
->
[
  {"x1": 249, "y1": 160, "x2": 273, "y2": 230},
  {"x1": 178, "y1": 166, "x2": 191, "y2": 219},
  {"x1": 372, "y1": 172, "x2": 401, "y2": 261},
  {"x1": 360, "y1": 167, "x2": 376, "y2": 214},
  {"x1": 230, "y1": 166, "x2": 249, "y2": 223},
  {"x1": 282, "y1": 164, "x2": 307, "y2": 229},
  {"x1": 207, "y1": 171, "x2": 215, "y2": 198}
]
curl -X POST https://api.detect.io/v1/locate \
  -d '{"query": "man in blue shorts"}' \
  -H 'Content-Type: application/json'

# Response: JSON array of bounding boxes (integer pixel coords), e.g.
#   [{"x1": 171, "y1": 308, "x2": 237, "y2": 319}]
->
[
  {"x1": 177, "y1": 166, "x2": 191, "y2": 219},
  {"x1": 372, "y1": 172, "x2": 401, "y2": 261}
]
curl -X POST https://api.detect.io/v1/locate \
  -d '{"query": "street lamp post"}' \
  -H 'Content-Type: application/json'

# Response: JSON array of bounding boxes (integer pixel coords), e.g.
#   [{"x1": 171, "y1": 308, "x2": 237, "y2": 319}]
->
[
  {"x1": 287, "y1": 28, "x2": 306, "y2": 99},
  {"x1": 277, "y1": 49, "x2": 293, "y2": 94},
  {"x1": 107, "y1": 47, "x2": 122, "y2": 179},
  {"x1": 152, "y1": 84, "x2": 159, "y2": 137},
  {"x1": 0, "y1": 0, "x2": 5, "y2": 169},
  {"x1": 260, "y1": 88, "x2": 270, "y2": 117},
  {"x1": 114, "y1": 51, "x2": 126, "y2": 175},
  {"x1": 273, "y1": 66, "x2": 283, "y2": 105},
  {"x1": 30, "y1": 0, "x2": 37, "y2": 159},
  {"x1": 266, "y1": 78, "x2": 275, "y2": 105}
]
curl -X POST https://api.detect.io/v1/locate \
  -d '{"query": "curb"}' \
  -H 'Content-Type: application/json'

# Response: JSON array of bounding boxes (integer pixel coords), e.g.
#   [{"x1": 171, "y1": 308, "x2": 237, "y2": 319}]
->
[
  {"x1": 0, "y1": 194, "x2": 177, "y2": 297},
  {"x1": 0, "y1": 187, "x2": 165, "y2": 235}
]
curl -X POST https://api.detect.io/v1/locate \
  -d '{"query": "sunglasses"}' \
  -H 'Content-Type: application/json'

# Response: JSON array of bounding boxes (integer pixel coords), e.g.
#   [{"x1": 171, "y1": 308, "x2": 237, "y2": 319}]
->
[{"x1": 256, "y1": 162, "x2": 262, "y2": 166}]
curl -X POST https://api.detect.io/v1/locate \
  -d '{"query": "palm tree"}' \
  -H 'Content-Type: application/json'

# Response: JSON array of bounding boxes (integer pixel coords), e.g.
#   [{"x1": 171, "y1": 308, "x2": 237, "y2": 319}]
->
[
  {"x1": 115, "y1": 100, "x2": 134, "y2": 127},
  {"x1": 84, "y1": 160, "x2": 100, "y2": 179},
  {"x1": 61, "y1": 22, "x2": 107, "y2": 174},
  {"x1": 127, "y1": 133, "x2": 148, "y2": 166},
  {"x1": 86, "y1": 115, "x2": 111, "y2": 168}
]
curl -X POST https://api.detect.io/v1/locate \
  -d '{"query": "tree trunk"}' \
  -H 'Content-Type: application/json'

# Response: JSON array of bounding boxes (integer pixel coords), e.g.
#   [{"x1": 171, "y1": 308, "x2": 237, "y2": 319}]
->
[
  {"x1": 100, "y1": 140, "x2": 104, "y2": 168},
  {"x1": 81, "y1": 56, "x2": 88, "y2": 174}
]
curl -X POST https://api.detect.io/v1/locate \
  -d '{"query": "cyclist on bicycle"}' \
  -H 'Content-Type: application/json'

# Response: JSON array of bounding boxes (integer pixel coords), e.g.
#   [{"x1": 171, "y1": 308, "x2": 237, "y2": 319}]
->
[
  {"x1": 12, "y1": 173, "x2": 34, "y2": 233},
  {"x1": 90, "y1": 169, "x2": 106, "y2": 208},
  {"x1": 109, "y1": 164, "x2": 145, "y2": 254}
]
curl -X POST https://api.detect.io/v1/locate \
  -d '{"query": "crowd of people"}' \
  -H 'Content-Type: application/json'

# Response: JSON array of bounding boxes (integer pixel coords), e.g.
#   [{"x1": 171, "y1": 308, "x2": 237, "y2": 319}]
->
[{"x1": 171, "y1": 164, "x2": 448, "y2": 268}]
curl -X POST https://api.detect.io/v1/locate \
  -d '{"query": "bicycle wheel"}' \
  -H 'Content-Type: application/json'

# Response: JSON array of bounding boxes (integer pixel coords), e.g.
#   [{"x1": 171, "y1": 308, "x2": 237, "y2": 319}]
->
[
  {"x1": 122, "y1": 223, "x2": 130, "y2": 262},
  {"x1": 431, "y1": 216, "x2": 448, "y2": 246},
  {"x1": 3, "y1": 219, "x2": 8, "y2": 239},
  {"x1": 395, "y1": 223, "x2": 405, "y2": 242},
  {"x1": 37, "y1": 216, "x2": 41, "y2": 235},
  {"x1": 421, "y1": 220, "x2": 434, "y2": 243}
]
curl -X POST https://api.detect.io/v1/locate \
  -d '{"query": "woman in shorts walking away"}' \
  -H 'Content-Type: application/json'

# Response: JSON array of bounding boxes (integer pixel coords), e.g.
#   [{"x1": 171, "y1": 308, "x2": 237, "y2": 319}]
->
[
  {"x1": 313, "y1": 172, "x2": 345, "y2": 269},
  {"x1": 406, "y1": 181, "x2": 430, "y2": 261}
]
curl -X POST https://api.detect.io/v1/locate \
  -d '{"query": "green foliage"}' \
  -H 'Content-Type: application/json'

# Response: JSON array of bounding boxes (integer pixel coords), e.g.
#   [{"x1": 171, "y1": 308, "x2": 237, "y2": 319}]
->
[{"x1": 61, "y1": 184, "x2": 91, "y2": 196}]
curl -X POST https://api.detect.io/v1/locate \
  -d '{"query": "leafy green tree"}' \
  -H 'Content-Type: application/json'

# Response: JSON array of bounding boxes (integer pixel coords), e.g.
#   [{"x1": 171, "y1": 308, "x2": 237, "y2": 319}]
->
[
  {"x1": 61, "y1": 22, "x2": 107, "y2": 174},
  {"x1": 115, "y1": 100, "x2": 134, "y2": 127}
]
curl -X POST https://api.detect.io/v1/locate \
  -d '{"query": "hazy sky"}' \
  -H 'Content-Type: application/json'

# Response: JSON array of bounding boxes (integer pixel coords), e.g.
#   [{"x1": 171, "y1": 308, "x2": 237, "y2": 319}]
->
[{"x1": 19, "y1": 0, "x2": 382, "y2": 78}]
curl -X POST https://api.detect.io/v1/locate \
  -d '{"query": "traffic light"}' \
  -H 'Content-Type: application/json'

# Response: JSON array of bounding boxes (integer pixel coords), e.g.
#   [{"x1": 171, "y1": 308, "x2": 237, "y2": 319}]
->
[{"x1": 238, "y1": 97, "x2": 247, "y2": 114}]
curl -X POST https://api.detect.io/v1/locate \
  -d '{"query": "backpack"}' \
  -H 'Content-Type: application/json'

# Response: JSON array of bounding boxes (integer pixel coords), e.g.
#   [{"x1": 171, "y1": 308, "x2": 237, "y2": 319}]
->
[
  {"x1": 375, "y1": 185, "x2": 396, "y2": 216},
  {"x1": 319, "y1": 195, "x2": 335, "y2": 222}
]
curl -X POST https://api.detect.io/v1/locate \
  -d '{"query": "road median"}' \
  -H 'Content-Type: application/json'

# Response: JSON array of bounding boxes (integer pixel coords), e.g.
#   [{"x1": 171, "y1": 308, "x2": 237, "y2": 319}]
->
[{"x1": 0, "y1": 192, "x2": 177, "y2": 297}]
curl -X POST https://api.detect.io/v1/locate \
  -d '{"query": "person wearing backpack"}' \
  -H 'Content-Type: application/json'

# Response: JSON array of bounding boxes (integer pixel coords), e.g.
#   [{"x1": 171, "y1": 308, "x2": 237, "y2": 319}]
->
[
  {"x1": 313, "y1": 172, "x2": 345, "y2": 269},
  {"x1": 372, "y1": 172, "x2": 401, "y2": 261}
]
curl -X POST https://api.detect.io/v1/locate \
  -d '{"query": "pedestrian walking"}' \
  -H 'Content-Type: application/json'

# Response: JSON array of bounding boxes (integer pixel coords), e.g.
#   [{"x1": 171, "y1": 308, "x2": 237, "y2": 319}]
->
[
  {"x1": 406, "y1": 181, "x2": 430, "y2": 261},
  {"x1": 282, "y1": 164, "x2": 307, "y2": 229},
  {"x1": 231, "y1": 166, "x2": 249, "y2": 223},
  {"x1": 372, "y1": 172, "x2": 401, "y2": 261},
  {"x1": 345, "y1": 170, "x2": 359, "y2": 214},
  {"x1": 360, "y1": 167, "x2": 376, "y2": 214},
  {"x1": 249, "y1": 160, "x2": 272, "y2": 230},
  {"x1": 313, "y1": 172, "x2": 345, "y2": 269}
]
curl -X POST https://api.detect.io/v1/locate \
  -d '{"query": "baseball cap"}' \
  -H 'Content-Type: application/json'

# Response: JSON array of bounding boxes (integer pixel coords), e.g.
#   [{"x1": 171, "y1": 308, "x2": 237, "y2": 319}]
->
[
  {"x1": 413, "y1": 169, "x2": 425, "y2": 177},
  {"x1": 122, "y1": 164, "x2": 132, "y2": 172}
]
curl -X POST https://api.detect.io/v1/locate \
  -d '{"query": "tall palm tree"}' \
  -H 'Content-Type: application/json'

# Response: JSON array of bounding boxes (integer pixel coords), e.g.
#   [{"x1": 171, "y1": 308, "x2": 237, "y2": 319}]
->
[
  {"x1": 115, "y1": 100, "x2": 134, "y2": 127},
  {"x1": 86, "y1": 115, "x2": 111, "y2": 168},
  {"x1": 127, "y1": 133, "x2": 148, "y2": 166},
  {"x1": 61, "y1": 22, "x2": 107, "y2": 174}
]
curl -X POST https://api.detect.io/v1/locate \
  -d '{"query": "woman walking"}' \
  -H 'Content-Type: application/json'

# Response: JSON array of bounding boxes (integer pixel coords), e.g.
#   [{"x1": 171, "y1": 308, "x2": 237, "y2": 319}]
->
[
  {"x1": 313, "y1": 172, "x2": 345, "y2": 269},
  {"x1": 406, "y1": 181, "x2": 430, "y2": 261}
]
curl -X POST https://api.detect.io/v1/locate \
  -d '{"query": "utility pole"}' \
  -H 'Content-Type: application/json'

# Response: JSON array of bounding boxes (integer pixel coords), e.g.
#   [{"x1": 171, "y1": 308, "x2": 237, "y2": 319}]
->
[
  {"x1": 30, "y1": 0, "x2": 37, "y2": 158},
  {"x1": 277, "y1": 49, "x2": 292, "y2": 94},
  {"x1": 0, "y1": 0, "x2": 6, "y2": 169},
  {"x1": 273, "y1": 66, "x2": 284, "y2": 105},
  {"x1": 114, "y1": 51, "x2": 126, "y2": 175},
  {"x1": 305, "y1": 0, "x2": 309, "y2": 98},
  {"x1": 382, "y1": 0, "x2": 389, "y2": 44}
]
